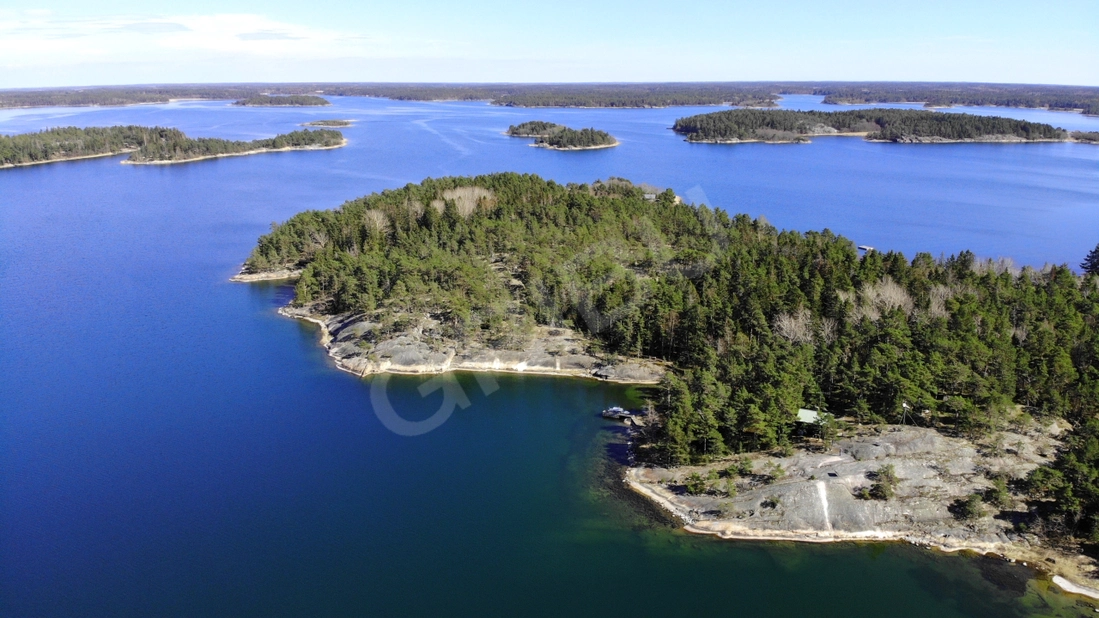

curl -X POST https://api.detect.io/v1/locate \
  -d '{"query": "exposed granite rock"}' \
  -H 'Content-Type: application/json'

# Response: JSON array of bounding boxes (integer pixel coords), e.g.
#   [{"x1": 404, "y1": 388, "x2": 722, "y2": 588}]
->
[
  {"x1": 624, "y1": 425, "x2": 1099, "y2": 595},
  {"x1": 279, "y1": 305, "x2": 665, "y2": 384},
  {"x1": 628, "y1": 426, "x2": 1059, "y2": 539}
]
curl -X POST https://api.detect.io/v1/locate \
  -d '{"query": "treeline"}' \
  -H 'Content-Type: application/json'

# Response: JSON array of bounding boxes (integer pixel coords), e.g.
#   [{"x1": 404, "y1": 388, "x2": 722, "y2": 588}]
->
[
  {"x1": 4, "y1": 83, "x2": 1098, "y2": 113},
  {"x1": 242, "y1": 173, "x2": 1099, "y2": 541},
  {"x1": 0, "y1": 125, "x2": 343, "y2": 166},
  {"x1": 537, "y1": 127, "x2": 616, "y2": 148},
  {"x1": 234, "y1": 95, "x2": 330, "y2": 106},
  {"x1": 1072, "y1": 131, "x2": 1099, "y2": 144},
  {"x1": 672, "y1": 109, "x2": 1068, "y2": 142},
  {"x1": 127, "y1": 128, "x2": 343, "y2": 162},
  {"x1": 803, "y1": 83, "x2": 1099, "y2": 116},
  {"x1": 0, "y1": 84, "x2": 777, "y2": 109},
  {"x1": 2, "y1": 125, "x2": 153, "y2": 166},
  {"x1": 488, "y1": 84, "x2": 775, "y2": 108},
  {"x1": 506, "y1": 121, "x2": 563, "y2": 136}
]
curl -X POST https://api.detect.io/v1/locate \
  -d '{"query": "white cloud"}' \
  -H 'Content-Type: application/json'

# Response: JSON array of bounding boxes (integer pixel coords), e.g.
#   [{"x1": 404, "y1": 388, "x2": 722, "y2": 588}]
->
[{"x1": 0, "y1": 12, "x2": 396, "y2": 70}]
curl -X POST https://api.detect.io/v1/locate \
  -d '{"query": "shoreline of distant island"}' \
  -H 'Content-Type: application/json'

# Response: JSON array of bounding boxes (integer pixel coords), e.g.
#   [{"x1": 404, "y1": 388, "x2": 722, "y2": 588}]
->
[
  {"x1": 532, "y1": 141, "x2": 620, "y2": 151},
  {"x1": 3, "y1": 83, "x2": 1096, "y2": 115},
  {"x1": 672, "y1": 108, "x2": 1091, "y2": 145},
  {"x1": 0, "y1": 150, "x2": 136, "y2": 169},
  {"x1": 122, "y1": 139, "x2": 347, "y2": 165},
  {"x1": 302, "y1": 119, "x2": 354, "y2": 127},
  {"x1": 0, "y1": 126, "x2": 346, "y2": 168},
  {"x1": 233, "y1": 94, "x2": 330, "y2": 107},
  {"x1": 686, "y1": 134, "x2": 1081, "y2": 145}
]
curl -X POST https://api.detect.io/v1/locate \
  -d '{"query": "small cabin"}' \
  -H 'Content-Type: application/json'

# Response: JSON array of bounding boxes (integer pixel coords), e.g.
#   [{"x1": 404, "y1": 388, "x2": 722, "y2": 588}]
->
[{"x1": 796, "y1": 408, "x2": 821, "y2": 424}]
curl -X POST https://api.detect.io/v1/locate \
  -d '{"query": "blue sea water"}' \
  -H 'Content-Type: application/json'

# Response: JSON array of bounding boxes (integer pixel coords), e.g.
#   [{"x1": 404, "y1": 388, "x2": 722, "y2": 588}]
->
[{"x1": 2, "y1": 96, "x2": 1098, "y2": 617}]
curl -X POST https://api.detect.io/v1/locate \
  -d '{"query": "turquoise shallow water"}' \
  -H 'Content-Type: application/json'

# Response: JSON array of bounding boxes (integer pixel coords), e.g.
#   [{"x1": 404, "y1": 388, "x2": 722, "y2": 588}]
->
[{"x1": 1, "y1": 97, "x2": 1098, "y2": 617}]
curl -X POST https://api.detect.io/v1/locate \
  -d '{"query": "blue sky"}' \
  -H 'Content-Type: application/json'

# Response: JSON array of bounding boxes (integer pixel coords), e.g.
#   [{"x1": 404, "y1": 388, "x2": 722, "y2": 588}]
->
[{"x1": 1, "y1": 0, "x2": 1096, "y2": 87}]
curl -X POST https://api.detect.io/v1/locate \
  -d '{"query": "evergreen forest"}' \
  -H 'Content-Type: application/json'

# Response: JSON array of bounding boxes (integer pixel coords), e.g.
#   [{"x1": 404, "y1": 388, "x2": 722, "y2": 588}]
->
[
  {"x1": 0, "y1": 126, "x2": 343, "y2": 166},
  {"x1": 242, "y1": 173, "x2": 1099, "y2": 539},
  {"x1": 672, "y1": 109, "x2": 1068, "y2": 143}
]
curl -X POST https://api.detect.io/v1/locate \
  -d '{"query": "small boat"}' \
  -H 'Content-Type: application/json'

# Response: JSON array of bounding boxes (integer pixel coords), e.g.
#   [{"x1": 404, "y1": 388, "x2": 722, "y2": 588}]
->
[
  {"x1": 857, "y1": 245, "x2": 875, "y2": 253},
  {"x1": 601, "y1": 406, "x2": 629, "y2": 419}
]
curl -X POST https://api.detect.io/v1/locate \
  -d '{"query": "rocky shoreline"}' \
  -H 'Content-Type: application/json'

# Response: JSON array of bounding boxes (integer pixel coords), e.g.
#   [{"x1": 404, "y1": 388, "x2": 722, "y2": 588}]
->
[
  {"x1": 123, "y1": 140, "x2": 347, "y2": 165},
  {"x1": 624, "y1": 425, "x2": 1099, "y2": 600},
  {"x1": 532, "y1": 141, "x2": 620, "y2": 151},
  {"x1": 230, "y1": 266, "x2": 664, "y2": 383},
  {"x1": 277, "y1": 304, "x2": 665, "y2": 383},
  {"x1": 229, "y1": 268, "x2": 302, "y2": 282},
  {"x1": 687, "y1": 133, "x2": 1073, "y2": 145},
  {"x1": 0, "y1": 149, "x2": 138, "y2": 169}
]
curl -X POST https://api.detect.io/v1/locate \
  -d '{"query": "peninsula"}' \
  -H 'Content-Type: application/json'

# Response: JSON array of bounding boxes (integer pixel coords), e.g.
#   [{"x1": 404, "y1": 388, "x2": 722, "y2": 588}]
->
[
  {"x1": 0, "y1": 126, "x2": 345, "y2": 168},
  {"x1": 672, "y1": 108, "x2": 1070, "y2": 143},
  {"x1": 238, "y1": 173, "x2": 1099, "y2": 596},
  {"x1": 507, "y1": 121, "x2": 618, "y2": 150},
  {"x1": 233, "y1": 94, "x2": 330, "y2": 106}
]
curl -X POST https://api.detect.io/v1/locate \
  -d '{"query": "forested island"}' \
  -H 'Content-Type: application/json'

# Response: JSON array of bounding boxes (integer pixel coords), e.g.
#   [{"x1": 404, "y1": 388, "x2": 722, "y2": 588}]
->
[
  {"x1": 0, "y1": 126, "x2": 345, "y2": 167},
  {"x1": 3, "y1": 82, "x2": 1097, "y2": 114},
  {"x1": 240, "y1": 172, "x2": 1099, "y2": 593},
  {"x1": 234, "y1": 95, "x2": 330, "y2": 106},
  {"x1": 809, "y1": 83, "x2": 1099, "y2": 116},
  {"x1": 507, "y1": 121, "x2": 617, "y2": 149},
  {"x1": 303, "y1": 119, "x2": 353, "y2": 127},
  {"x1": 672, "y1": 109, "x2": 1069, "y2": 143}
]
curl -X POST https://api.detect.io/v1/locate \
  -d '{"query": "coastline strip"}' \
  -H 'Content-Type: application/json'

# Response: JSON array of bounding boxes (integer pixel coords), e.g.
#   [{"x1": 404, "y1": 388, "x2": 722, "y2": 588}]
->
[
  {"x1": 0, "y1": 149, "x2": 136, "y2": 169},
  {"x1": 229, "y1": 269, "x2": 302, "y2": 283},
  {"x1": 532, "y1": 141, "x2": 620, "y2": 151},
  {"x1": 123, "y1": 140, "x2": 347, "y2": 165},
  {"x1": 623, "y1": 470, "x2": 1099, "y2": 601},
  {"x1": 274, "y1": 305, "x2": 662, "y2": 385}
]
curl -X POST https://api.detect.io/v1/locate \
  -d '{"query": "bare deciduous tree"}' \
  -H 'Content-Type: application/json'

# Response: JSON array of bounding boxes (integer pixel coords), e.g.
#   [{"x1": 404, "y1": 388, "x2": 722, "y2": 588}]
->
[{"x1": 774, "y1": 307, "x2": 813, "y2": 344}]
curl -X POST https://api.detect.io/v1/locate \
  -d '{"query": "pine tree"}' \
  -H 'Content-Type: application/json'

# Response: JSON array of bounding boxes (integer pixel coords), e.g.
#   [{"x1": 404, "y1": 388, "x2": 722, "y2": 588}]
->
[{"x1": 1082, "y1": 242, "x2": 1099, "y2": 275}]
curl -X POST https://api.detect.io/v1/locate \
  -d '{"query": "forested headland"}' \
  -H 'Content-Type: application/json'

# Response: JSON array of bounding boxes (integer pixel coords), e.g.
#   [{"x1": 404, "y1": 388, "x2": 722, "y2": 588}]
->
[
  {"x1": 234, "y1": 95, "x2": 330, "y2": 106},
  {"x1": 242, "y1": 172, "x2": 1099, "y2": 545},
  {"x1": 0, "y1": 125, "x2": 344, "y2": 167},
  {"x1": 506, "y1": 121, "x2": 617, "y2": 149},
  {"x1": 672, "y1": 109, "x2": 1069, "y2": 143}
]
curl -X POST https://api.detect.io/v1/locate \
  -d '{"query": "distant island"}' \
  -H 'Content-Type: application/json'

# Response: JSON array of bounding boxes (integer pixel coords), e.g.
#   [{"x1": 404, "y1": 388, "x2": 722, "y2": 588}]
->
[
  {"x1": 0, "y1": 126, "x2": 345, "y2": 168},
  {"x1": 4, "y1": 82, "x2": 1095, "y2": 114},
  {"x1": 302, "y1": 119, "x2": 353, "y2": 127},
  {"x1": 507, "y1": 121, "x2": 618, "y2": 150},
  {"x1": 237, "y1": 172, "x2": 1099, "y2": 598},
  {"x1": 813, "y1": 84, "x2": 1099, "y2": 116},
  {"x1": 673, "y1": 109, "x2": 1070, "y2": 144},
  {"x1": 234, "y1": 95, "x2": 330, "y2": 107}
]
